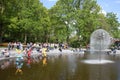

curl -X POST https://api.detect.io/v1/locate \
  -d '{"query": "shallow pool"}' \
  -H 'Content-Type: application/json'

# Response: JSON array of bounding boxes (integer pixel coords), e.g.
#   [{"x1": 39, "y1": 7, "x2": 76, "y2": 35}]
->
[{"x1": 0, "y1": 53, "x2": 120, "y2": 80}]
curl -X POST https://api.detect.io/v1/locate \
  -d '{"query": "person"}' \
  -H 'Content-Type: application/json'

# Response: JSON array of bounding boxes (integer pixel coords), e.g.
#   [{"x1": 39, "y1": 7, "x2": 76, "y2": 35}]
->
[
  {"x1": 27, "y1": 47, "x2": 33, "y2": 57},
  {"x1": 113, "y1": 46, "x2": 117, "y2": 55},
  {"x1": 59, "y1": 47, "x2": 62, "y2": 52},
  {"x1": 16, "y1": 49, "x2": 24, "y2": 61},
  {"x1": 8, "y1": 42, "x2": 11, "y2": 50},
  {"x1": 5, "y1": 50, "x2": 10, "y2": 57},
  {"x1": 15, "y1": 49, "x2": 24, "y2": 75},
  {"x1": 59, "y1": 42, "x2": 62, "y2": 52},
  {"x1": 42, "y1": 47, "x2": 47, "y2": 57},
  {"x1": 1, "y1": 49, "x2": 5, "y2": 56},
  {"x1": 1, "y1": 49, "x2": 10, "y2": 57}
]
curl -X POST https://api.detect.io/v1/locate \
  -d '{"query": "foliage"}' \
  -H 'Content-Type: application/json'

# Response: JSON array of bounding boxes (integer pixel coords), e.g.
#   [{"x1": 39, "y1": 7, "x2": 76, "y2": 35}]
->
[
  {"x1": 69, "y1": 40, "x2": 81, "y2": 48},
  {"x1": 0, "y1": 0, "x2": 120, "y2": 47},
  {"x1": 106, "y1": 12, "x2": 120, "y2": 38}
]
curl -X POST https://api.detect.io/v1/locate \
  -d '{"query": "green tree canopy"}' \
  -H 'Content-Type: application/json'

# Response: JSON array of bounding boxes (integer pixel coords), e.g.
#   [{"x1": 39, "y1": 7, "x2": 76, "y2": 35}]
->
[{"x1": 0, "y1": 0, "x2": 120, "y2": 47}]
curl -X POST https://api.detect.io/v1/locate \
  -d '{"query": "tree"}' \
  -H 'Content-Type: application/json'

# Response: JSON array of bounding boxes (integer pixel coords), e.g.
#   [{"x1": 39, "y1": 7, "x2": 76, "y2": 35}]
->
[
  {"x1": 70, "y1": 0, "x2": 101, "y2": 45},
  {"x1": 106, "y1": 12, "x2": 120, "y2": 38},
  {"x1": 1, "y1": 0, "x2": 120, "y2": 46},
  {"x1": 0, "y1": 0, "x2": 16, "y2": 42},
  {"x1": 1, "y1": 0, "x2": 48, "y2": 43},
  {"x1": 50, "y1": 0, "x2": 77, "y2": 43}
]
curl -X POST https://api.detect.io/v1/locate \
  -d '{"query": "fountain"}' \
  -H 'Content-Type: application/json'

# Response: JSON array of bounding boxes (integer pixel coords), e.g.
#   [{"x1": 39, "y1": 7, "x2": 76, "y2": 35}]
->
[
  {"x1": 90, "y1": 29, "x2": 111, "y2": 52},
  {"x1": 83, "y1": 29, "x2": 114, "y2": 64}
]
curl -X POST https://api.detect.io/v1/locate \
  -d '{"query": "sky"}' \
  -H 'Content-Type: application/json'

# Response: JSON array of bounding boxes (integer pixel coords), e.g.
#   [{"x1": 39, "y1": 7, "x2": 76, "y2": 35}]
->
[{"x1": 40, "y1": 0, "x2": 120, "y2": 22}]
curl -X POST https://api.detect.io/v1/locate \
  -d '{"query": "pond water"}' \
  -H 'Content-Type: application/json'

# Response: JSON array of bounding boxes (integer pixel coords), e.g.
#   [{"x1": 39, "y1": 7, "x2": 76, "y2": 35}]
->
[{"x1": 0, "y1": 53, "x2": 120, "y2": 80}]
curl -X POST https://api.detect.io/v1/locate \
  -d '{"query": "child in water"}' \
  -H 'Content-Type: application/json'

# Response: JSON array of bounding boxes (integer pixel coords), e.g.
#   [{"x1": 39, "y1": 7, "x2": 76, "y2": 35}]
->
[
  {"x1": 27, "y1": 48, "x2": 32, "y2": 57},
  {"x1": 42, "y1": 47, "x2": 47, "y2": 57},
  {"x1": 1, "y1": 49, "x2": 10, "y2": 57}
]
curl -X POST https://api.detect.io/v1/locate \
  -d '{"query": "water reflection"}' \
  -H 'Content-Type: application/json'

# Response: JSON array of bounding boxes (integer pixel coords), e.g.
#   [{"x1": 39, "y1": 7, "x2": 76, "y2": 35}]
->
[
  {"x1": 0, "y1": 59, "x2": 11, "y2": 69},
  {"x1": 68, "y1": 55, "x2": 77, "y2": 75},
  {"x1": 42, "y1": 57, "x2": 47, "y2": 66},
  {"x1": 88, "y1": 64, "x2": 117, "y2": 80},
  {"x1": 0, "y1": 53, "x2": 120, "y2": 80},
  {"x1": 15, "y1": 57, "x2": 24, "y2": 75},
  {"x1": 26, "y1": 57, "x2": 31, "y2": 68}
]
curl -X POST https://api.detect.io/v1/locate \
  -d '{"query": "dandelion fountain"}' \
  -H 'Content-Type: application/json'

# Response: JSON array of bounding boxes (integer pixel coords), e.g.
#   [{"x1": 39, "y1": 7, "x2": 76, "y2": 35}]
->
[{"x1": 83, "y1": 29, "x2": 114, "y2": 64}]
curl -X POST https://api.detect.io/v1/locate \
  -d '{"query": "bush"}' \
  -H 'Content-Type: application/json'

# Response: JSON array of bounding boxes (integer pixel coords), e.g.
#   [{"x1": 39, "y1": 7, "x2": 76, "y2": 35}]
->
[{"x1": 69, "y1": 40, "x2": 81, "y2": 48}]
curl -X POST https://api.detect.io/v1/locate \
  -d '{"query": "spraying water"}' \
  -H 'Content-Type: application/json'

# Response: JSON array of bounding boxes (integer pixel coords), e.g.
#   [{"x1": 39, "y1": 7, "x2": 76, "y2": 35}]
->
[
  {"x1": 90, "y1": 29, "x2": 111, "y2": 52},
  {"x1": 83, "y1": 29, "x2": 113, "y2": 64}
]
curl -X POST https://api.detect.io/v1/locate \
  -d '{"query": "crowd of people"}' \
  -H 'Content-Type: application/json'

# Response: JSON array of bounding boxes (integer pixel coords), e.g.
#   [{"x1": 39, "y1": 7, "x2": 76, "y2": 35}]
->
[
  {"x1": 0, "y1": 42, "x2": 69, "y2": 58},
  {"x1": 1, "y1": 40, "x2": 120, "y2": 58},
  {"x1": 0, "y1": 42, "x2": 69, "y2": 73}
]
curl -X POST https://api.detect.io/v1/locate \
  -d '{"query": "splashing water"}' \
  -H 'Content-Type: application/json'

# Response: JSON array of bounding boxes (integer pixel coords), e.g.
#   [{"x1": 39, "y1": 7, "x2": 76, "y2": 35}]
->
[
  {"x1": 82, "y1": 59, "x2": 114, "y2": 64},
  {"x1": 90, "y1": 29, "x2": 111, "y2": 52},
  {"x1": 82, "y1": 29, "x2": 113, "y2": 64}
]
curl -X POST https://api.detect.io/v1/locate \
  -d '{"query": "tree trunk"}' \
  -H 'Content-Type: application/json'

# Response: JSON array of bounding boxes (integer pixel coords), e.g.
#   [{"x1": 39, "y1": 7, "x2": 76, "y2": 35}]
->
[
  {"x1": 0, "y1": 22, "x2": 3, "y2": 43},
  {"x1": 0, "y1": 34, "x2": 2, "y2": 43},
  {"x1": 24, "y1": 33, "x2": 27, "y2": 44}
]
